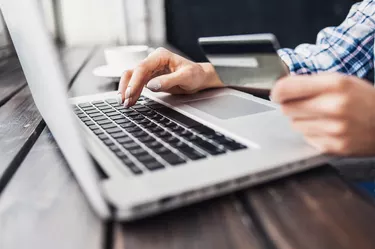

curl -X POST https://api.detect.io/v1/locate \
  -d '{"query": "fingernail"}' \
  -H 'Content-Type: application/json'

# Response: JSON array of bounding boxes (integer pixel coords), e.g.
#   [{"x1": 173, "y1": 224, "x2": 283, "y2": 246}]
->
[
  {"x1": 116, "y1": 92, "x2": 123, "y2": 104},
  {"x1": 124, "y1": 97, "x2": 132, "y2": 108},
  {"x1": 125, "y1": 86, "x2": 132, "y2": 99},
  {"x1": 146, "y1": 79, "x2": 161, "y2": 91}
]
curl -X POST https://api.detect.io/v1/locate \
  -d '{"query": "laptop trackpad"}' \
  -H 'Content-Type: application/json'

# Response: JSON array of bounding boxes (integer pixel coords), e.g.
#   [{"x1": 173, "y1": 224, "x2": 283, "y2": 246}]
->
[{"x1": 186, "y1": 94, "x2": 274, "y2": 120}]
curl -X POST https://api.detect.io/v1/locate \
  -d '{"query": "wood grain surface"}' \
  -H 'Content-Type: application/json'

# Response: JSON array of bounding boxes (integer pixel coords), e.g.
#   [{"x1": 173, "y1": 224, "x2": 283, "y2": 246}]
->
[
  {"x1": 115, "y1": 197, "x2": 268, "y2": 249},
  {"x1": 0, "y1": 129, "x2": 103, "y2": 249},
  {"x1": 242, "y1": 166, "x2": 375, "y2": 249}
]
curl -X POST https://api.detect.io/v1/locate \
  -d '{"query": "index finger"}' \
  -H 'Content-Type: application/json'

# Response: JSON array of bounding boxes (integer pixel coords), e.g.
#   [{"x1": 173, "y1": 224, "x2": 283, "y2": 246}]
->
[
  {"x1": 271, "y1": 73, "x2": 344, "y2": 103},
  {"x1": 125, "y1": 48, "x2": 175, "y2": 106}
]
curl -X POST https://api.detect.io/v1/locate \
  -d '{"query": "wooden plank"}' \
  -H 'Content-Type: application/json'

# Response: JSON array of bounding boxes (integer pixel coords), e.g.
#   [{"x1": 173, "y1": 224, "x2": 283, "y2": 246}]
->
[
  {"x1": 0, "y1": 47, "x2": 93, "y2": 190},
  {"x1": 114, "y1": 196, "x2": 268, "y2": 249},
  {"x1": 241, "y1": 166, "x2": 375, "y2": 249},
  {"x1": 0, "y1": 129, "x2": 104, "y2": 249},
  {"x1": 0, "y1": 57, "x2": 25, "y2": 107}
]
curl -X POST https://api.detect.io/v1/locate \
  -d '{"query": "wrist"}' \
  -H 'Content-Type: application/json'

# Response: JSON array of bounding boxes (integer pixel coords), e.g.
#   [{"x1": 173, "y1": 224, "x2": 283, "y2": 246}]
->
[{"x1": 199, "y1": 63, "x2": 224, "y2": 89}]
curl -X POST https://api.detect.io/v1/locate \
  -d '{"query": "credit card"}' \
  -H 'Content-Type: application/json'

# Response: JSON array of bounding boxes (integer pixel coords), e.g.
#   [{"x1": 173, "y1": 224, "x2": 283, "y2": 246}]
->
[{"x1": 199, "y1": 34, "x2": 288, "y2": 95}]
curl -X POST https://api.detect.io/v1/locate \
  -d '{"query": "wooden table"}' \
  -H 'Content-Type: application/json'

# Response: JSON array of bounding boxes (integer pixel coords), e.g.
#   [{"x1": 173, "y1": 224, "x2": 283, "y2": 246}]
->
[{"x1": 1, "y1": 46, "x2": 375, "y2": 249}]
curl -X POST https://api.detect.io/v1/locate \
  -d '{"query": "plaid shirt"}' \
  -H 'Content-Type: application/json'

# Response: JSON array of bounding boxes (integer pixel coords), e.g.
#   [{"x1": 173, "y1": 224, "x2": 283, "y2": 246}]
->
[{"x1": 278, "y1": 0, "x2": 375, "y2": 78}]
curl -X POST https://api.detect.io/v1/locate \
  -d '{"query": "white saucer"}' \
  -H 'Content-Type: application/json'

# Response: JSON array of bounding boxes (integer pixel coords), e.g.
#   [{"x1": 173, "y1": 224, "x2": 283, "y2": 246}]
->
[{"x1": 92, "y1": 65, "x2": 133, "y2": 79}]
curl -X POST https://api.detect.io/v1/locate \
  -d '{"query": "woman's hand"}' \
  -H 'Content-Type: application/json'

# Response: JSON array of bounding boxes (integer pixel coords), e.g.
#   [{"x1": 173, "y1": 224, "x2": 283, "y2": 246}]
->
[
  {"x1": 117, "y1": 47, "x2": 224, "y2": 107},
  {"x1": 271, "y1": 73, "x2": 375, "y2": 156}
]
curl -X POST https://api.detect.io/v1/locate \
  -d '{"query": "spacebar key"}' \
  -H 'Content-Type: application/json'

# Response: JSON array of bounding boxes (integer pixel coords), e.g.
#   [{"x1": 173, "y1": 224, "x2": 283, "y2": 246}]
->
[{"x1": 156, "y1": 107, "x2": 201, "y2": 128}]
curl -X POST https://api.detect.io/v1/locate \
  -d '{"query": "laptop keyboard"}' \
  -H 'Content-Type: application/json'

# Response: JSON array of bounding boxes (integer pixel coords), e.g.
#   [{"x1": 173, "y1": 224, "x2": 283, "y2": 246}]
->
[{"x1": 73, "y1": 96, "x2": 247, "y2": 175}]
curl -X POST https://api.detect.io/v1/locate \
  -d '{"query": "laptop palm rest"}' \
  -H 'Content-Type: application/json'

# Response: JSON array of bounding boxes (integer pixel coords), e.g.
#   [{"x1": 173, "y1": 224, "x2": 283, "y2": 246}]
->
[{"x1": 185, "y1": 94, "x2": 274, "y2": 120}]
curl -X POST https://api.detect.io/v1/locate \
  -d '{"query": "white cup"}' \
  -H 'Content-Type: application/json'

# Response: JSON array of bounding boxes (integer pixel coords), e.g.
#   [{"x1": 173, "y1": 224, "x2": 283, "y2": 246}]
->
[{"x1": 104, "y1": 45, "x2": 153, "y2": 69}]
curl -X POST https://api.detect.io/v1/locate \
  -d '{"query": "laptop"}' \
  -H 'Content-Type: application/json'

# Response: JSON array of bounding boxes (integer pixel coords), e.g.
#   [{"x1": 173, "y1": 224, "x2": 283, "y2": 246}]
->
[{"x1": 1, "y1": 1, "x2": 331, "y2": 221}]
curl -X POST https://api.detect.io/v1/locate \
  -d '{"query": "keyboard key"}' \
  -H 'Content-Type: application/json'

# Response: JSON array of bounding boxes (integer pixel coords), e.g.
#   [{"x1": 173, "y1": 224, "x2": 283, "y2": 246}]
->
[
  {"x1": 138, "y1": 136, "x2": 156, "y2": 143},
  {"x1": 155, "y1": 130, "x2": 170, "y2": 138},
  {"x1": 156, "y1": 107, "x2": 201, "y2": 128},
  {"x1": 129, "y1": 148, "x2": 148, "y2": 156},
  {"x1": 88, "y1": 125, "x2": 99, "y2": 130},
  {"x1": 116, "y1": 136, "x2": 133, "y2": 144},
  {"x1": 134, "y1": 107, "x2": 150, "y2": 113},
  {"x1": 97, "y1": 119, "x2": 112, "y2": 125},
  {"x1": 160, "y1": 153, "x2": 186, "y2": 165},
  {"x1": 78, "y1": 103, "x2": 91, "y2": 108},
  {"x1": 193, "y1": 138, "x2": 226, "y2": 155},
  {"x1": 136, "y1": 154, "x2": 155, "y2": 163},
  {"x1": 105, "y1": 127, "x2": 122, "y2": 134},
  {"x1": 115, "y1": 118, "x2": 130, "y2": 124},
  {"x1": 93, "y1": 116, "x2": 108, "y2": 122},
  {"x1": 138, "y1": 120, "x2": 153, "y2": 127},
  {"x1": 93, "y1": 129, "x2": 104, "y2": 135},
  {"x1": 126, "y1": 163, "x2": 143, "y2": 175},
  {"x1": 106, "y1": 111, "x2": 119, "y2": 116},
  {"x1": 122, "y1": 142, "x2": 140, "y2": 150},
  {"x1": 143, "y1": 161, "x2": 164, "y2": 171},
  {"x1": 111, "y1": 115, "x2": 125, "y2": 120},
  {"x1": 130, "y1": 115, "x2": 144, "y2": 121},
  {"x1": 115, "y1": 151, "x2": 127, "y2": 158},
  {"x1": 192, "y1": 125, "x2": 215, "y2": 135},
  {"x1": 163, "y1": 121, "x2": 176, "y2": 128},
  {"x1": 81, "y1": 117, "x2": 91, "y2": 122},
  {"x1": 97, "y1": 105, "x2": 113, "y2": 110},
  {"x1": 88, "y1": 113, "x2": 102, "y2": 118},
  {"x1": 124, "y1": 127, "x2": 141, "y2": 133},
  {"x1": 145, "y1": 141, "x2": 163, "y2": 149},
  {"x1": 111, "y1": 132, "x2": 127, "y2": 139},
  {"x1": 153, "y1": 146, "x2": 170, "y2": 154},
  {"x1": 101, "y1": 108, "x2": 116, "y2": 114},
  {"x1": 204, "y1": 132, "x2": 225, "y2": 140},
  {"x1": 84, "y1": 121, "x2": 95, "y2": 126},
  {"x1": 103, "y1": 139, "x2": 114, "y2": 146},
  {"x1": 132, "y1": 131, "x2": 148, "y2": 138},
  {"x1": 109, "y1": 145, "x2": 120, "y2": 152},
  {"x1": 98, "y1": 134, "x2": 108, "y2": 140},
  {"x1": 179, "y1": 146, "x2": 206, "y2": 160},
  {"x1": 145, "y1": 102, "x2": 164, "y2": 109},
  {"x1": 101, "y1": 123, "x2": 117, "y2": 129},
  {"x1": 149, "y1": 126, "x2": 164, "y2": 133},
  {"x1": 131, "y1": 104, "x2": 144, "y2": 110},
  {"x1": 119, "y1": 109, "x2": 135, "y2": 114},
  {"x1": 223, "y1": 142, "x2": 247, "y2": 151},
  {"x1": 118, "y1": 123, "x2": 135, "y2": 129},
  {"x1": 85, "y1": 109, "x2": 99, "y2": 114},
  {"x1": 164, "y1": 136, "x2": 179, "y2": 145}
]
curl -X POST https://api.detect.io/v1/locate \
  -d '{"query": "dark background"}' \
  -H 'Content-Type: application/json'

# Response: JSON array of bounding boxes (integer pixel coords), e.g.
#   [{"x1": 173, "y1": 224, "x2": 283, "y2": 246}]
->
[{"x1": 165, "y1": 0, "x2": 359, "y2": 62}]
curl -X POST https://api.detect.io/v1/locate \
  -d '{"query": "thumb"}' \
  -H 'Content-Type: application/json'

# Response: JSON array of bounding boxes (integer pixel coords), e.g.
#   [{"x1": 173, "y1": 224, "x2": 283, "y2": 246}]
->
[{"x1": 146, "y1": 70, "x2": 189, "y2": 92}]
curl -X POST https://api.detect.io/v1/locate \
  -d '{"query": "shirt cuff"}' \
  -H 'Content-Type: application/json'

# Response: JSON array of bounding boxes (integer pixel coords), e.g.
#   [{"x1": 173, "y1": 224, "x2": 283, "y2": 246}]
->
[{"x1": 277, "y1": 48, "x2": 296, "y2": 74}]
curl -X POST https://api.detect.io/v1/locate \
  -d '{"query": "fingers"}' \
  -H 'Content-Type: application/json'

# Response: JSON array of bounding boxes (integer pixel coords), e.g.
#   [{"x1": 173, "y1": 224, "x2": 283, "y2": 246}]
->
[
  {"x1": 271, "y1": 73, "x2": 349, "y2": 103},
  {"x1": 122, "y1": 48, "x2": 176, "y2": 107},
  {"x1": 280, "y1": 94, "x2": 344, "y2": 119},
  {"x1": 145, "y1": 68, "x2": 195, "y2": 93},
  {"x1": 117, "y1": 70, "x2": 133, "y2": 104},
  {"x1": 290, "y1": 118, "x2": 349, "y2": 137},
  {"x1": 303, "y1": 135, "x2": 352, "y2": 156}
]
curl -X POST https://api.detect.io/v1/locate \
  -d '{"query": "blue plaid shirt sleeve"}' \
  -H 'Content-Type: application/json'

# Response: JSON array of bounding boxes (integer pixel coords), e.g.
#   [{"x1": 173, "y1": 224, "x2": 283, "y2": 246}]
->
[{"x1": 277, "y1": 0, "x2": 375, "y2": 77}]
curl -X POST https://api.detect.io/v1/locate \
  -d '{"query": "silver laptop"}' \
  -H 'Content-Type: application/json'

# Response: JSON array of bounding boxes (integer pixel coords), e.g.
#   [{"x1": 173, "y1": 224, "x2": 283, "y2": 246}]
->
[{"x1": 2, "y1": 1, "x2": 331, "y2": 221}]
